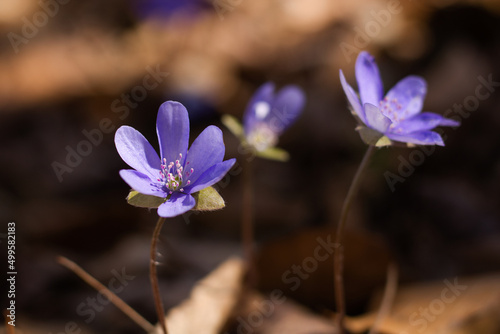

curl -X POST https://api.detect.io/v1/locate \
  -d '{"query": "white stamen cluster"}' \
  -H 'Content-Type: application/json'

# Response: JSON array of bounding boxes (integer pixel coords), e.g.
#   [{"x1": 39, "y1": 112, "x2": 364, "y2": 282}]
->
[{"x1": 157, "y1": 153, "x2": 194, "y2": 194}]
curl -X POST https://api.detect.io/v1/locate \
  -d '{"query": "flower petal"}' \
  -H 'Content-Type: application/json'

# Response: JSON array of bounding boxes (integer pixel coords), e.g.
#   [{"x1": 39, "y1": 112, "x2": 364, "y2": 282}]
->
[
  {"x1": 364, "y1": 103, "x2": 391, "y2": 133},
  {"x1": 115, "y1": 125, "x2": 160, "y2": 180},
  {"x1": 340, "y1": 69, "x2": 366, "y2": 123},
  {"x1": 384, "y1": 76, "x2": 427, "y2": 120},
  {"x1": 243, "y1": 82, "x2": 275, "y2": 135},
  {"x1": 355, "y1": 51, "x2": 384, "y2": 107},
  {"x1": 264, "y1": 85, "x2": 305, "y2": 134},
  {"x1": 156, "y1": 101, "x2": 190, "y2": 166},
  {"x1": 119, "y1": 169, "x2": 165, "y2": 197},
  {"x1": 185, "y1": 159, "x2": 236, "y2": 194},
  {"x1": 157, "y1": 192, "x2": 196, "y2": 217},
  {"x1": 436, "y1": 115, "x2": 460, "y2": 127},
  {"x1": 386, "y1": 130, "x2": 445, "y2": 146},
  {"x1": 391, "y1": 112, "x2": 457, "y2": 133},
  {"x1": 184, "y1": 125, "x2": 225, "y2": 186}
]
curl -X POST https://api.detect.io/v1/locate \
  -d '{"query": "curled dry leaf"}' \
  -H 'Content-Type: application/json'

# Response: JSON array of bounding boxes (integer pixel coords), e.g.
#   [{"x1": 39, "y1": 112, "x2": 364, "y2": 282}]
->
[
  {"x1": 346, "y1": 273, "x2": 500, "y2": 334},
  {"x1": 154, "y1": 257, "x2": 244, "y2": 334},
  {"x1": 233, "y1": 291, "x2": 338, "y2": 334}
]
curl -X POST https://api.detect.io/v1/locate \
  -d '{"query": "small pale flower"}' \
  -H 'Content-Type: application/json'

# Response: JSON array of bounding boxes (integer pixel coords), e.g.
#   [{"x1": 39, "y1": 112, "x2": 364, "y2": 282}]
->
[
  {"x1": 340, "y1": 51, "x2": 459, "y2": 146},
  {"x1": 222, "y1": 82, "x2": 305, "y2": 161},
  {"x1": 243, "y1": 82, "x2": 305, "y2": 151},
  {"x1": 115, "y1": 101, "x2": 236, "y2": 217}
]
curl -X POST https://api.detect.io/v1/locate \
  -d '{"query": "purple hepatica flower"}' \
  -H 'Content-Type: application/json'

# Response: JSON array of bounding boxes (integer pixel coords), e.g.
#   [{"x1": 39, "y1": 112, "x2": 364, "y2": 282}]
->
[
  {"x1": 340, "y1": 52, "x2": 459, "y2": 146},
  {"x1": 115, "y1": 101, "x2": 236, "y2": 218},
  {"x1": 243, "y1": 82, "x2": 305, "y2": 151},
  {"x1": 130, "y1": 0, "x2": 208, "y2": 21}
]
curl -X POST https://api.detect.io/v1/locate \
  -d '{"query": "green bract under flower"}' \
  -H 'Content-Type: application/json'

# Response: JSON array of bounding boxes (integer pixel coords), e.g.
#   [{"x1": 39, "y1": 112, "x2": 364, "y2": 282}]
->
[{"x1": 126, "y1": 186, "x2": 225, "y2": 212}]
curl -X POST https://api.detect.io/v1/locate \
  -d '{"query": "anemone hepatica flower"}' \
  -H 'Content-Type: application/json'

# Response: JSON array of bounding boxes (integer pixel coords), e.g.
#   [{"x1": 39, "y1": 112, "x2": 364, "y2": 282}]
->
[
  {"x1": 340, "y1": 52, "x2": 459, "y2": 146},
  {"x1": 115, "y1": 101, "x2": 236, "y2": 218},
  {"x1": 130, "y1": 0, "x2": 207, "y2": 21},
  {"x1": 243, "y1": 82, "x2": 305, "y2": 152}
]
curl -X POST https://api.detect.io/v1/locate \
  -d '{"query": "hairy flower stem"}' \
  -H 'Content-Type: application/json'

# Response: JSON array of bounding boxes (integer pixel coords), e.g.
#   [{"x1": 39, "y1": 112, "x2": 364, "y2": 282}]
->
[
  {"x1": 150, "y1": 216, "x2": 168, "y2": 334},
  {"x1": 242, "y1": 158, "x2": 256, "y2": 287},
  {"x1": 334, "y1": 145, "x2": 376, "y2": 333}
]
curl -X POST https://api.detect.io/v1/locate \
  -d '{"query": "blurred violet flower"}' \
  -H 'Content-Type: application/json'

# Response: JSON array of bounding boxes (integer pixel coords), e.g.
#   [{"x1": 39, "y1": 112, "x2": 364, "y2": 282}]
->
[
  {"x1": 130, "y1": 0, "x2": 208, "y2": 21},
  {"x1": 242, "y1": 82, "x2": 305, "y2": 152},
  {"x1": 115, "y1": 101, "x2": 235, "y2": 217},
  {"x1": 340, "y1": 51, "x2": 459, "y2": 146}
]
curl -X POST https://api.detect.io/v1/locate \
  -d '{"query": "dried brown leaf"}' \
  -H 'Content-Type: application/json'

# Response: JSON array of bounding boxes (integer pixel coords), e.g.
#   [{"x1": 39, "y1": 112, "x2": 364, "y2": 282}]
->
[
  {"x1": 347, "y1": 273, "x2": 500, "y2": 334},
  {"x1": 153, "y1": 257, "x2": 244, "y2": 334}
]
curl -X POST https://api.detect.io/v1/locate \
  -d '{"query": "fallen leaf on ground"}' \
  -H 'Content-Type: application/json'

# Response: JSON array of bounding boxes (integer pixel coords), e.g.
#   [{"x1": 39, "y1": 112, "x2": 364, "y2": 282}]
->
[
  {"x1": 346, "y1": 273, "x2": 500, "y2": 334},
  {"x1": 232, "y1": 290, "x2": 337, "y2": 334},
  {"x1": 154, "y1": 257, "x2": 244, "y2": 334}
]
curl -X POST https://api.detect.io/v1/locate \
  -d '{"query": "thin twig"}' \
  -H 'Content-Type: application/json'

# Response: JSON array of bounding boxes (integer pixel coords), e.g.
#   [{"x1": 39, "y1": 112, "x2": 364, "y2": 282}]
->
[
  {"x1": 242, "y1": 158, "x2": 256, "y2": 287},
  {"x1": 334, "y1": 145, "x2": 376, "y2": 333},
  {"x1": 150, "y1": 216, "x2": 168, "y2": 334},
  {"x1": 57, "y1": 256, "x2": 155, "y2": 333},
  {"x1": 368, "y1": 263, "x2": 398, "y2": 334}
]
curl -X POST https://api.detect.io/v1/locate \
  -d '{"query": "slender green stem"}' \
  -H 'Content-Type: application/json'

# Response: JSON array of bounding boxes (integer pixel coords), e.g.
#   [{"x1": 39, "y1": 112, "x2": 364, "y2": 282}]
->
[
  {"x1": 334, "y1": 145, "x2": 376, "y2": 333},
  {"x1": 242, "y1": 158, "x2": 256, "y2": 287},
  {"x1": 150, "y1": 216, "x2": 168, "y2": 334}
]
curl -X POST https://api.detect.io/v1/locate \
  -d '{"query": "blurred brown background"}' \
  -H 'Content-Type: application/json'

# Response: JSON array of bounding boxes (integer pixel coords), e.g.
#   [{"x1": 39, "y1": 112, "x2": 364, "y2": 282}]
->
[{"x1": 0, "y1": 0, "x2": 499, "y2": 333}]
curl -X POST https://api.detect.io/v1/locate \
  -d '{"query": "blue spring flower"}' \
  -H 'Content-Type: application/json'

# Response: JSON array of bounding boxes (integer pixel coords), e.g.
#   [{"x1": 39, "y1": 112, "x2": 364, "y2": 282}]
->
[
  {"x1": 340, "y1": 51, "x2": 459, "y2": 146},
  {"x1": 115, "y1": 101, "x2": 235, "y2": 217},
  {"x1": 243, "y1": 82, "x2": 305, "y2": 152}
]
